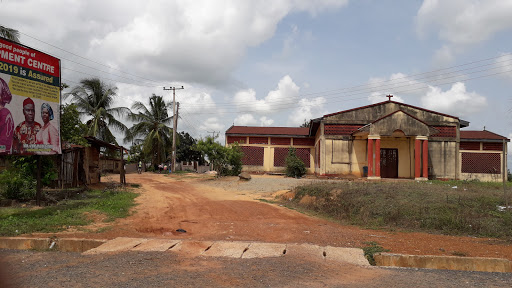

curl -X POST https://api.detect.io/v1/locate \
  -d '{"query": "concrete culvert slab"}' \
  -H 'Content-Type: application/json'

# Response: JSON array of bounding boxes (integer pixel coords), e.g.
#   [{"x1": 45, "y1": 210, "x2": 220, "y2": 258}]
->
[
  {"x1": 131, "y1": 239, "x2": 181, "y2": 252},
  {"x1": 285, "y1": 243, "x2": 325, "y2": 260},
  {"x1": 242, "y1": 242, "x2": 287, "y2": 259},
  {"x1": 323, "y1": 246, "x2": 370, "y2": 266},
  {"x1": 83, "y1": 237, "x2": 148, "y2": 255},
  {"x1": 202, "y1": 241, "x2": 250, "y2": 258},
  {"x1": 171, "y1": 241, "x2": 214, "y2": 257}
]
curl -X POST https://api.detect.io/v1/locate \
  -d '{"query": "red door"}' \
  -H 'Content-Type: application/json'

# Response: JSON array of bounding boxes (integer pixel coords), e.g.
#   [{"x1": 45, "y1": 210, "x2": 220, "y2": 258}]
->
[{"x1": 380, "y1": 148, "x2": 398, "y2": 178}]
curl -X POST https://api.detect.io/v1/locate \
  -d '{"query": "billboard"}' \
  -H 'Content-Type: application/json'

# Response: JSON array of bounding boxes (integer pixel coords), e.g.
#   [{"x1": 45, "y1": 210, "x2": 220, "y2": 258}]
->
[{"x1": 0, "y1": 37, "x2": 61, "y2": 155}]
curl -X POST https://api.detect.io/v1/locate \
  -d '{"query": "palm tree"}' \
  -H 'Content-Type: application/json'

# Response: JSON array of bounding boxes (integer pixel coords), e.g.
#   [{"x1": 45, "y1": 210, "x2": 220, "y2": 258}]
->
[
  {"x1": 124, "y1": 94, "x2": 174, "y2": 167},
  {"x1": 0, "y1": 26, "x2": 20, "y2": 43},
  {"x1": 65, "y1": 78, "x2": 129, "y2": 144}
]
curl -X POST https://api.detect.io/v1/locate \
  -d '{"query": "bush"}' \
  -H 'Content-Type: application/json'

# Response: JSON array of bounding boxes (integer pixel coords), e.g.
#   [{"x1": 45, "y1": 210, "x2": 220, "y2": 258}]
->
[
  {"x1": 0, "y1": 169, "x2": 36, "y2": 200},
  {"x1": 285, "y1": 147, "x2": 306, "y2": 178}
]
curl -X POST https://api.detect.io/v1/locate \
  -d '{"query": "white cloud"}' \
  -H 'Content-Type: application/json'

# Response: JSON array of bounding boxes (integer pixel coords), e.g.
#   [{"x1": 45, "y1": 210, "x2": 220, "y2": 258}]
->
[
  {"x1": 420, "y1": 82, "x2": 487, "y2": 117},
  {"x1": 417, "y1": 0, "x2": 512, "y2": 46},
  {"x1": 416, "y1": 0, "x2": 512, "y2": 66},
  {"x1": 287, "y1": 97, "x2": 326, "y2": 126},
  {"x1": 233, "y1": 75, "x2": 300, "y2": 114},
  {"x1": 199, "y1": 117, "x2": 225, "y2": 133},
  {"x1": 495, "y1": 53, "x2": 512, "y2": 79},
  {"x1": 367, "y1": 73, "x2": 423, "y2": 103},
  {"x1": 234, "y1": 114, "x2": 258, "y2": 126},
  {"x1": 259, "y1": 116, "x2": 274, "y2": 126}
]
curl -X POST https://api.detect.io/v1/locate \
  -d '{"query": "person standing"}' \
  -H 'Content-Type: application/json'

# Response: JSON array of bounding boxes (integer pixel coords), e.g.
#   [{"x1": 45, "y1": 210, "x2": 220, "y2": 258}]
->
[
  {"x1": 12, "y1": 98, "x2": 42, "y2": 154},
  {"x1": 0, "y1": 78, "x2": 14, "y2": 154},
  {"x1": 36, "y1": 103, "x2": 59, "y2": 154}
]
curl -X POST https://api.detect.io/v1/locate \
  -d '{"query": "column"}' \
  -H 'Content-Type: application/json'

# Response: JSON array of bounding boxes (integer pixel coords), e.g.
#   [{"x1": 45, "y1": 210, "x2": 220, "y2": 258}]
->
[
  {"x1": 415, "y1": 139, "x2": 421, "y2": 179},
  {"x1": 422, "y1": 139, "x2": 429, "y2": 178},
  {"x1": 375, "y1": 138, "x2": 381, "y2": 177},
  {"x1": 367, "y1": 138, "x2": 373, "y2": 177}
]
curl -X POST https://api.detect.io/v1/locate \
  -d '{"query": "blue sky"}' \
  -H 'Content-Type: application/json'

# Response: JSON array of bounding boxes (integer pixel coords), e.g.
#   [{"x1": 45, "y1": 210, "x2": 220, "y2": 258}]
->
[{"x1": 2, "y1": 0, "x2": 512, "y2": 149}]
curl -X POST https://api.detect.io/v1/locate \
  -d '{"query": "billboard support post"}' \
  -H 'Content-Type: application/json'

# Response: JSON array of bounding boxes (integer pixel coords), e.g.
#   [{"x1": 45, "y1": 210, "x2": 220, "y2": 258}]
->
[{"x1": 36, "y1": 155, "x2": 41, "y2": 206}]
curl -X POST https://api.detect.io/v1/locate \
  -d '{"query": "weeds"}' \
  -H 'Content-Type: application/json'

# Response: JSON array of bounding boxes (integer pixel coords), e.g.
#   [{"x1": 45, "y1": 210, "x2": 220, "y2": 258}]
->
[
  {"x1": 362, "y1": 241, "x2": 389, "y2": 266},
  {"x1": 287, "y1": 181, "x2": 512, "y2": 239}
]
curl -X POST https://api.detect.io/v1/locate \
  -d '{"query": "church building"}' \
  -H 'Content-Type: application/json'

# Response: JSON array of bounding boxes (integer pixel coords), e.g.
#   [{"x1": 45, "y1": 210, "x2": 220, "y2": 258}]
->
[{"x1": 225, "y1": 98, "x2": 509, "y2": 181}]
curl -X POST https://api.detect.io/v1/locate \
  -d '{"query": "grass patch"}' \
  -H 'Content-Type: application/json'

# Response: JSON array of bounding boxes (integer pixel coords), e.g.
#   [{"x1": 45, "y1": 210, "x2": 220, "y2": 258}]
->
[
  {"x1": 0, "y1": 188, "x2": 138, "y2": 236},
  {"x1": 362, "y1": 241, "x2": 390, "y2": 266},
  {"x1": 286, "y1": 180, "x2": 512, "y2": 239}
]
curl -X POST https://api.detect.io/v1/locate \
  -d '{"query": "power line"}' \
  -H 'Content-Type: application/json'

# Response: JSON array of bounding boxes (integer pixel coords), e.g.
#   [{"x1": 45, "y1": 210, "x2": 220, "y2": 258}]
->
[
  {"x1": 178, "y1": 67, "x2": 512, "y2": 115},
  {"x1": 183, "y1": 57, "x2": 512, "y2": 108},
  {"x1": 20, "y1": 32, "x2": 161, "y2": 85}
]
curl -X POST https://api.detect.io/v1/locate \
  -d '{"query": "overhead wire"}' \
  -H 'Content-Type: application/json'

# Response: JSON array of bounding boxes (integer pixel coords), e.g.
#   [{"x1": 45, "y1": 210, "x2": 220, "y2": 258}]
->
[{"x1": 20, "y1": 32, "x2": 163, "y2": 86}]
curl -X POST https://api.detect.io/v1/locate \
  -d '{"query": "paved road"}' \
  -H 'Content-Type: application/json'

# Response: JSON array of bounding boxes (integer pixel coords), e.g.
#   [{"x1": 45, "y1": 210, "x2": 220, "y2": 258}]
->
[{"x1": 2, "y1": 249, "x2": 511, "y2": 288}]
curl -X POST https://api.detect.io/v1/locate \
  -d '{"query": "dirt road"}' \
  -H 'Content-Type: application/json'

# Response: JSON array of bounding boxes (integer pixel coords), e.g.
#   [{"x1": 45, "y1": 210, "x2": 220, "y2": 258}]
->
[{"x1": 32, "y1": 172, "x2": 512, "y2": 261}]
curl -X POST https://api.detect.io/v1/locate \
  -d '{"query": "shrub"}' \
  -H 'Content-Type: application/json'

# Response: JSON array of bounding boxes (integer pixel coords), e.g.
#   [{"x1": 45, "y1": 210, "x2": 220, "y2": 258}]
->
[
  {"x1": 0, "y1": 169, "x2": 36, "y2": 200},
  {"x1": 285, "y1": 147, "x2": 306, "y2": 178}
]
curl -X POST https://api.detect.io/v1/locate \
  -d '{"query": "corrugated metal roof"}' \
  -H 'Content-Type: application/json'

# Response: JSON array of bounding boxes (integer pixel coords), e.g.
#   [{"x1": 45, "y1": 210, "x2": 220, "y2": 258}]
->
[
  {"x1": 460, "y1": 130, "x2": 508, "y2": 140},
  {"x1": 226, "y1": 126, "x2": 310, "y2": 136}
]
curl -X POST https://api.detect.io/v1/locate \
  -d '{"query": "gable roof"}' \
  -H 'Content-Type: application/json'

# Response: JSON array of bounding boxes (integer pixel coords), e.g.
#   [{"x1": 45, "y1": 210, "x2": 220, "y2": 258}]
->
[
  {"x1": 324, "y1": 100, "x2": 460, "y2": 120},
  {"x1": 460, "y1": 130, "x2": 509, "y2": 141},
  {"x1": 226, "y1": 126, "x2": 310, "y2": 137},
  {"x1": 356, "y1": 110, "x2": 439, "y2": 136}
]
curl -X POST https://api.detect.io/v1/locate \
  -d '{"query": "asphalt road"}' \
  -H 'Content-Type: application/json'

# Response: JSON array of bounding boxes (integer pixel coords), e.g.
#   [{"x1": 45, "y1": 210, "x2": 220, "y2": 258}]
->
[{"x1": 2, "y1": 249, "x2": 511, "y2": 288}]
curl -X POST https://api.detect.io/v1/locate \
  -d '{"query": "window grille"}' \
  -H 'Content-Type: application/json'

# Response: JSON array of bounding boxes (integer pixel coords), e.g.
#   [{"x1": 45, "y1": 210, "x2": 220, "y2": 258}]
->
[
  {"x1": 293, "y1": 138, "x2": 315, "y2": 146},
  {"x1": 460, "y1": 142, "x2": 480, "y2": 150},
  {"x1": 483, "y1": 143, "x2": 503, "y2": 151},
  {"x1": 461, "y1": 152, "x2": 501, "y2": 174},
  {"x1": 274, "y1": 147, "x2": 311, "y2": 168},
  {"x1": 227, "y1": 136, "x2": 246, "y2": 144},
  {"x1": 271, "y1": 137, "x2": 291, "y2": 145},
  {"x1": 241, "y1": 146, "x2": 264, "y2": 166},
  {"x1": 249, "y1": 137, "x2": 268, "y2": 144}
]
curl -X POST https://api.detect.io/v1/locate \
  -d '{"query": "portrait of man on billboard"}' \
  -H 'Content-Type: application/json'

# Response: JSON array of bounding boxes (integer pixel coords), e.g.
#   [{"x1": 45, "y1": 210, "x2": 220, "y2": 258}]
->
[{"x1": 12, "y1": 97, "x2": 42, "y2": 154}]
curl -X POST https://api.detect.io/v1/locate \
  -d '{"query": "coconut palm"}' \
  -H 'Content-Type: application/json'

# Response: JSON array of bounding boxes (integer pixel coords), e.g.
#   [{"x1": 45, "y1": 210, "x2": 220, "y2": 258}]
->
[
  {"x1": 124, "y1": 94, "x2": 174, "y2": 167},
  {"x1": 0, "y1": 25, "x2": 20, "y2": 43},
  {"x1": 64, "y1": 78, "x2": 129, "y2": 144}
]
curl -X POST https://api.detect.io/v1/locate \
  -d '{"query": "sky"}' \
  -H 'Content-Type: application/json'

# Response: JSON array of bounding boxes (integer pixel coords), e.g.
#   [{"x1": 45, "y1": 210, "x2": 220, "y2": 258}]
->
[{"x1": 2, "y1": 0, "x2": 512, "y2": 152}]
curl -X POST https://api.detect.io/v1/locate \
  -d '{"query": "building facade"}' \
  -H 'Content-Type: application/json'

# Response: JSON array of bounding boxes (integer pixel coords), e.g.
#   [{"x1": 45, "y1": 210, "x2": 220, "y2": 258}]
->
[{"x1": 225, "y1": 100, "x2": 509, "y2": 181}]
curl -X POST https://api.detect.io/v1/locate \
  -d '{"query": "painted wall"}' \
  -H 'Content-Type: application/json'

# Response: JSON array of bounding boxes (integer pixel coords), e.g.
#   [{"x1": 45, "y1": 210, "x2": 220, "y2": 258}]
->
[{"x1": 429, "y1": 141, "x2": 458, "y2": 179}]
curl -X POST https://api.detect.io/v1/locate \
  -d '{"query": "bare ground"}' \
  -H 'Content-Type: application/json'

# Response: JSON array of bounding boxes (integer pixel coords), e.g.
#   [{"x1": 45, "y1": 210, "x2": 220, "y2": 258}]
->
[{"x1": 28, "y1": 172, "x2": 512, "y2": 261}]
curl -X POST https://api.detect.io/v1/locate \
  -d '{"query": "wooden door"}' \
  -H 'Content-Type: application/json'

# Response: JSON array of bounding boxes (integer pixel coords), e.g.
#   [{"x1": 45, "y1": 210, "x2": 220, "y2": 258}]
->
[{"x1": 380, "y1": 148, "x2": 398, "y2": 178}]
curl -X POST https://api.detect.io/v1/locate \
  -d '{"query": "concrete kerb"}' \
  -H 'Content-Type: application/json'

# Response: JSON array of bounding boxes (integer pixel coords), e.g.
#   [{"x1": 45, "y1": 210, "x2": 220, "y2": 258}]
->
[
  {"x1": 374, "y1": 253, "x2": 512, "y2": 273},
  {"x1": 3, "y1": 237, "x2": 510, "y2": 273},
  {"x1": 0, "y1": 237, "x2": 106, "y2": 252}
]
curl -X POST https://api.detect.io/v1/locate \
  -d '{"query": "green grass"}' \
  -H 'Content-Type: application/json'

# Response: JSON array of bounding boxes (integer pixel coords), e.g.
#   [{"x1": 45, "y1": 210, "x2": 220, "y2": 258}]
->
[
  {"x1": 286, "y1": 180, "x2": 512, "y2": 239},
  {"x1": 0, "y1": 188, "x2": 138, "y2": 236},
  {"x1": 362, "y1": 241, "x2": 390, "y2": 266}
]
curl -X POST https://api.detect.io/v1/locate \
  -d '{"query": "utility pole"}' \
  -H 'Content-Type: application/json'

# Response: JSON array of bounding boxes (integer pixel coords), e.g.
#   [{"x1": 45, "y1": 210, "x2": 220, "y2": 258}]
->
[
  {"x1": 163, "y1": 86, "x2": 184, "y2": 173},
  {"x1": 207, "y1": 131, "x2": 220, "y2": 139}
]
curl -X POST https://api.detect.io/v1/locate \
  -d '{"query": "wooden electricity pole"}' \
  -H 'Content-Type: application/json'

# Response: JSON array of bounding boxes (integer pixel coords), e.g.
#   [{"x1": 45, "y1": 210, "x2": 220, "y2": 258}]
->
[{"x1": 163, "y1": 86, "x2": 184, "y2": 173}]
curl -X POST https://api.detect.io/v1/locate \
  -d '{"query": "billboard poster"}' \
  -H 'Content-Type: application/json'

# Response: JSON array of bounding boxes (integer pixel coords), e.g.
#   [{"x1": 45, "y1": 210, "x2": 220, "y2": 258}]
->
[{"x1": 0, "y1": 37, "x2": 61, "y2": 155}]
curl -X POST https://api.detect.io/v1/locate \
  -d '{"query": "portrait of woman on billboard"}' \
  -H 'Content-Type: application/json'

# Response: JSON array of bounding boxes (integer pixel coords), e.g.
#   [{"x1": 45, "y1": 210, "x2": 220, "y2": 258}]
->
[
  {"x1": 36, "y1": 102, "x2": 59, "y2": 154},
  {"x1": 0, "y1": 78, "x2": 14, "y2": 154}
]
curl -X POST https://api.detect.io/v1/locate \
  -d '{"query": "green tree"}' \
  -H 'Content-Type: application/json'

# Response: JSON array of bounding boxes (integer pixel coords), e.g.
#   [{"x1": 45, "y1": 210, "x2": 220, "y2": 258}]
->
[
  {"x1": 194, "y1": 137, "x2": 243, "y2": 176},
  {"x1": 0, "y1": 25, "x2": 20, "y2": 43},
  {"x1": 60, "y1": 103, "x2": 88, "y2": 146},
  {"x1": 285, "y1": 147, "x2": 306, "y2": 178},
  {"x1": 177, "y1": 132, "x2": 205, "y2": 165},
  {"x1": 300, "y1": 119, "x2": 309, "y2": 128},
  {"x1": 64, "y1": 78, "x2": 129, "y2": 144},
  {"x1": 124, "y1": 94, "x2": 173, "y2": 167}
]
